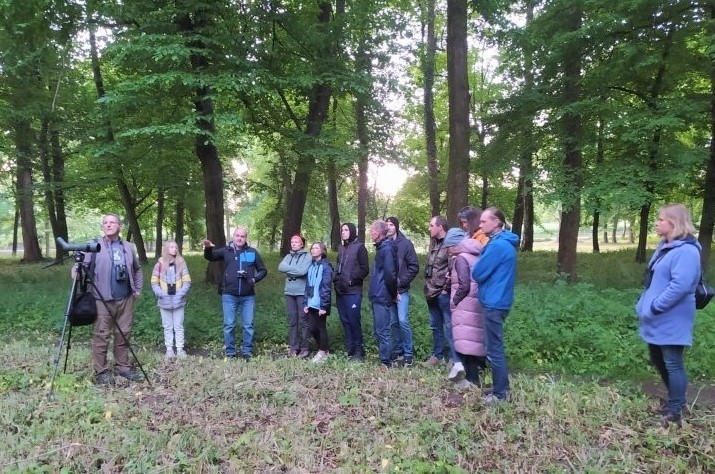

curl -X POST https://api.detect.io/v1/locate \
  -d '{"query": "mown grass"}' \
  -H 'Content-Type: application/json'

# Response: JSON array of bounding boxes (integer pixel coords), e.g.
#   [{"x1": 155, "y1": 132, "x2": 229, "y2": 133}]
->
[{"x1": 1, "y1": 250, "x2": 714, "y2": 471}]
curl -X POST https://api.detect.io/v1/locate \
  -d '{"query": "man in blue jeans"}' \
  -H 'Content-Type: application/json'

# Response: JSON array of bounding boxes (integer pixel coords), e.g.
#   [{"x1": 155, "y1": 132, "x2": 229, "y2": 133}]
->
[
  {"x1": 471, "y1": 207, "x2": 519, "y2": 403},
  {"x1": 368, "y1": 220, "x2": 398, "y2": 369},
  {"x1": 386, "y1": 217, "x2": 419, "y2": 366},
  {"x1": 202, "y1": 227, "x2": 267, "y2": 360}
]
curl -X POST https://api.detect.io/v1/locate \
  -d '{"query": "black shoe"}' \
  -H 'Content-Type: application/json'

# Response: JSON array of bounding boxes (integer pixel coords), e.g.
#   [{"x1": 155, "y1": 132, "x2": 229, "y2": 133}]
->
[
  {"x1": 117, "y1": 369, "x2": 143, "y2": 382},
  {"x1": 95, "y1": 370, "x2": 115, "y2": 386},
  {"x1": 241, "y1": 354, "x2": 252, "y2": 361},
  {"x1": 661, "y1": 412, "x2": 682, "y2": 428},
  {"x1": 349, "y1": 353, "x2": 365, "y2": 362},
  {"x1": 403, "y1": 357, "x2": 413, "y2": 367}
]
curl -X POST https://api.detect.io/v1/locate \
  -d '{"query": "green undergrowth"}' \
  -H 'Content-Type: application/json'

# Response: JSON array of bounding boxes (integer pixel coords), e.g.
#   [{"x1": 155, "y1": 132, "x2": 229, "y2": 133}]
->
[
  {"x1": 0, "y1": 341, "x2": 713, "y2": 472},
  {"x1": 1, "y1": 251, "x2": 713, "y2": 381}
]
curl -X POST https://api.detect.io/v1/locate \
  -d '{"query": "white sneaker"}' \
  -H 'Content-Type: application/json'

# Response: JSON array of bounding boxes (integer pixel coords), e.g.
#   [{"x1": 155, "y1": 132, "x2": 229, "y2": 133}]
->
[
  {"x1": 454, "y1": 379, "x2": 476, "y2": 392},
  {"x1": 447, "y1": 362, "x2": 465, "y2": 381},
  {"x1": 176, "y1": 349, "x2": 187, "y2": 359},
  {"x1": 164, "y1": 349, "x2": 175, "y2": 360},
  {"x1": 312, "y1": 350, "x2": 328, "y2": 363}
]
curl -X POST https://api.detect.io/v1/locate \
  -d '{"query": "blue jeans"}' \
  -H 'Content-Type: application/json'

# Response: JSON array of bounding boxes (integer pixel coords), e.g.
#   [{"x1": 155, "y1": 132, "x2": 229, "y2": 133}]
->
[
  {"x1": 426, "y1": 293, "x2": 459, "y2": 363},
  {"x1": 336, "y1": 293, "x2": 364, "y2": 356},
  {"x1": 221, "y1": 294, "x2": 256, "y2": 357},
  {"x1": 390, "y1": 292, "x2": 414, "y2": 358},
  {"x1": 372, "y1": 302, "x2": 393, "y2": 366},
  {"x1": 483, "y1": 308, "x2": 510, "y2": 399},
  {"x1": 648, "y1": 344, "x2": 687, "y2": 416}
]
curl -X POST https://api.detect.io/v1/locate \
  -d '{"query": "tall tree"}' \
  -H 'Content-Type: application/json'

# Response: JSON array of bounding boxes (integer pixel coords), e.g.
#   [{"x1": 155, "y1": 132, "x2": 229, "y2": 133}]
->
[
  {"x1": 422, "y1": 0, "x2": 441, "y2": 217},
  {"x1": 700, "y1": 1, "x2": 715, "y2": 270},
  {"x1": 445, "y1": 0, "x2": 470, "y2": 224}
]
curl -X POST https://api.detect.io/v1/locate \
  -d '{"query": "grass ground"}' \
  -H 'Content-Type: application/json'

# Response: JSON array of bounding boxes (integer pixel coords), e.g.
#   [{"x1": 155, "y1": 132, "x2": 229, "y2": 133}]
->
[
  {"x1": 1, "y1": 249, "x2": 714, "y2": 472},
  {"x1": 2, "y1": 341, "x2": 714, "y2": 472}
]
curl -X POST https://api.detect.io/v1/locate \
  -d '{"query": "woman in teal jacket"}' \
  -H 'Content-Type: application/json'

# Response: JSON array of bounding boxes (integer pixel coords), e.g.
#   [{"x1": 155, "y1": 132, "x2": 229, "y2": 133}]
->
[{"x1": 636, "y1": 204, "x2": 701, "y2": 427}]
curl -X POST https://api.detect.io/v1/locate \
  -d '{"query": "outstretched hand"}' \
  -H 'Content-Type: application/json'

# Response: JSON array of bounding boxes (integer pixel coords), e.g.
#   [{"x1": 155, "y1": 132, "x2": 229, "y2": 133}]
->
[{"x1": 200, "y1": 239, "x2": 215, "y2": 248}]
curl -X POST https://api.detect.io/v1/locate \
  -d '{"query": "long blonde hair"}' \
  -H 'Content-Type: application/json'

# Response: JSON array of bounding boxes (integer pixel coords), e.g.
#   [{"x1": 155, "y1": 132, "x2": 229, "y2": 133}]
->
[{"x1": 161, "y1": 241, "x2": 186, "y2": 274}]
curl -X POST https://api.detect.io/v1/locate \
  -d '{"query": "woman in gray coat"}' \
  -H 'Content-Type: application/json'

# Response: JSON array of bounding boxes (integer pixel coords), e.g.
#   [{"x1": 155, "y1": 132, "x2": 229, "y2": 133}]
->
[{"x1": 278, "y1": 234, "x2": 312, "y2": 357}]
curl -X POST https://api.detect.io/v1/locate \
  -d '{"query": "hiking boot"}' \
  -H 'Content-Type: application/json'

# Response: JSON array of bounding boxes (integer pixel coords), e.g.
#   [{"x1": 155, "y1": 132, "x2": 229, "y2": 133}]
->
[
  {"x1": 176, "y1": 349, "x2": 187, "y2": 359},
  {"x1": 164, "y1": 349, "x2": 175, "y2": 361},
  {"x1": 483, "y1": 393, "x2": 508, "y2": 405},
  {"x1": 661, "y1": 412, "x2": 682, "y2": 428},
  {"x1": 447, "y1": 362, "x2": 466, "y2": 382},
  {"x1": 95, "y1": 370, "x2": 115, "y2": 386},
  {"x1": 298, "y1": 349, "x2": 310, "y2": 359},
  {"x1": 423, "y1": 356, "x2": 441, "y2": 367},
  {"x1": 312, "y1": 350, "x2": 329, "y2": 363},
  {"x1": 117, "y1": 369, "x2": 143, "y2": 382},
  {"x1": 454, "y1": 379, "x2": 477, "y2": 392}
]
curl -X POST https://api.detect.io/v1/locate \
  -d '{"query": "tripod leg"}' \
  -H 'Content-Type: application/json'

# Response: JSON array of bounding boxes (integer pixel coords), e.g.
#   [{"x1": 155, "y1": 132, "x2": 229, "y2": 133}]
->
[
  {"x1": 63, "y1": 324, "x2": 73, "y2": 374},
  {"x1": 48, "y1": 276, "x2": 79, "y2": 401}
]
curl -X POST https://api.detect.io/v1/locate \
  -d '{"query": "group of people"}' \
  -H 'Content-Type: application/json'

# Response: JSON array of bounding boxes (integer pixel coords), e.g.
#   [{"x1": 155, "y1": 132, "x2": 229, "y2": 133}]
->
[
  {"x1": 75, "y1": 203, "x2": 702, "y2": 423},
  {"x1": 275, "y1": 207, "x2": 519, "y2": 404}
]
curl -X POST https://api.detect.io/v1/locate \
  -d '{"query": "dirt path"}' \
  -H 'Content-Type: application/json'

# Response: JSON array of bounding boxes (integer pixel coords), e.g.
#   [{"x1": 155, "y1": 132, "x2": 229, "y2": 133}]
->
[{"x1": 640, "y1": 380, "x2": 715, "y2": 407}]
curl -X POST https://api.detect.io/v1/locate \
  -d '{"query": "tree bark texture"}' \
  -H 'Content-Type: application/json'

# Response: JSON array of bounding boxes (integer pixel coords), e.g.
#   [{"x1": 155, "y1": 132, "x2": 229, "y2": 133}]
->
[
  {"x1": 423, "y1": 0, "x2": 440, "y2": 217},
  {"x1": 699, "y1": 3, "x2": 715, "y2": 270},
  {"x1": 13, "y1": 120, "x2": 43, "y2": 262},
  {"x1": 445, "y1": 0, "x2": 470, "y2": 225}
]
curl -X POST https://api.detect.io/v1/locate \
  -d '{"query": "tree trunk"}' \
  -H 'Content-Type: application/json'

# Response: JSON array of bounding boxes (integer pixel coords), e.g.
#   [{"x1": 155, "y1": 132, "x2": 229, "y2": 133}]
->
[
  {"x1": 355, "y1": 40, "x2": 371, "y2": 241},
  {"x1": 13, "y1": 120, "x2": 43, "y2": 262},
  {"x1": 39, "y1": 119, "x2": 67, "y2": 261},
  {"x1": 155, "y1": 187, "x2": 165, "y2": 258},
  {"x1": 326, "y1": 157, "x2": 340, "y2": 251},
  {"x1": 518, "y1": 2, "x2": 535, "y2": 253},
  {"x1": 700, "y1": 4, "x2": 715, "y2": 270},
  {"x1": 279, "y1": 3, "x2": 333, "y2": 255},
  {"x1": 556, "y1": 4, "x2": 582, "y2": 282},
  {"x1": 423, "y1": 0, "x2": 440, "y2": 217},
  {"x1": 592, "y1": 211, "x2": 601, "y2": 253},
  {"x1": 592, "y1": 116, "x2": 605, "y2": 253},
  {"x1": 636, "y1": 202, "x2": 651, "y2": 263},
  {"x1": 175, "y1": 194, "x2": 186, "y2": 252},
  {"x1": 445, "y1": 0, "x2": 470, "y2": 225},
  {"x1": 49, "y1": 127, "x2": 68, "y2": 258}
]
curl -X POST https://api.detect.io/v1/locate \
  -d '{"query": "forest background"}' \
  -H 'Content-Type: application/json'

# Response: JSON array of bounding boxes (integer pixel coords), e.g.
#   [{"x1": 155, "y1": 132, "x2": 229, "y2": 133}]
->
[
  {"x1": 0, "y1": 0, "x2": 713, "y2": 282},
  {"x1": 2, "y1": 2, "x2": 715, "y2": 470}
]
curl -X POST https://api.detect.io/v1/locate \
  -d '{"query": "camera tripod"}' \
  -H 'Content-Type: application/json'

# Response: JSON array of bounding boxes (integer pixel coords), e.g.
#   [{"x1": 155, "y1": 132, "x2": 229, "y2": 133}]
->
[{"x1": 46, "y1": 251, "x2": 150, "y2": 400}]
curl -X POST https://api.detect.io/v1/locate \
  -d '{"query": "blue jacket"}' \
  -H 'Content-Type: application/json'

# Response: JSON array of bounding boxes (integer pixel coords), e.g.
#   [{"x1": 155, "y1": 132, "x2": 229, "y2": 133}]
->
[
  {"x1": 369, "y1": 237, "x2": 398, "y2": 305},
  {"x1": 204, "y1": 243, "x2": 267, "y2": 296},
  {"x1": 636, "y1": 236, "x2": 700, "y2": 346},
  {"x1": 304, "y1": 258, "x2": 333, "y2": 314},
  {"x1": 471, "y1": 230, "x2": 519, "y2": 310}
]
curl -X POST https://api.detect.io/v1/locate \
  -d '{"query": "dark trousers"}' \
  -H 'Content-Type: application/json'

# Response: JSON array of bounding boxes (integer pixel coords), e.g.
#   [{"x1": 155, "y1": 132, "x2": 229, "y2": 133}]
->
[
  {"x1": 458, "y1": 352, "x2": 487, "y2": 385},
  {"x1": 285, "y1": 295, "x2": 309, "y2": 351},
  {"x1": 336, "y1": 293, "x2": 364, "y2": 356},
  {"x1": 306, "y1": 308, "x2": 329, "y2": 352}
]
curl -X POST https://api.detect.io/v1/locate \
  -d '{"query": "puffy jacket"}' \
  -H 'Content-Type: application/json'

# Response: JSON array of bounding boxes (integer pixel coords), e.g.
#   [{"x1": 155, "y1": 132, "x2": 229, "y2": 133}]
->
[
  {"x1": 369, "y1": 237, "x2": 398, "y2": 305},
  {"x1": 423, "y1": 237, "x2": 450, "y2": 299},
  {"x1": 471, "y1": 230, "x2": 519, "y2": 310},
  {"x1": 304, "y1": 258, "x2": 334, "y2": 314},
  {"x1": 278, "y1": 249, "x2": 311, "y2": 296},
  {"x1": 450, "y1": 238, "x2": 486, "y2": 357},
  {"x1": 334, "y1": 238, "x2": 369, "y2": 295},
  {"x1": 393, "y1": 232, "x2": 419, "y2": 293},
  {"x1": 636, "y1": 237, "x2": 700, "y2": 346},
  {"x1": 204, "y1": 243, "x2": 267, "y2": 296},
  {"x1": 151, "y1": 258, "x2": 191, "y2": 309}
]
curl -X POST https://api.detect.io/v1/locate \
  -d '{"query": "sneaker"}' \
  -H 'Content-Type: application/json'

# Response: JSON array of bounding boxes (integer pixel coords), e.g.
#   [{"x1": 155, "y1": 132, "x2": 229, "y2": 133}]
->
[
  {"x1": 661, "y1": 412, "x2": 682, "y2": 428},
  {"x1": 403, "y1": 357, "x2": 414, "y2": 367},
  {"x1": 391, "y1": 353, "x2": 405, "y2": 362},
  {"x1": 117, "y1": 369, "x2": 143, "y2": 382},
  {"x1": 312, "y1": 350, "x2": 328, "y2": 363},
  {"x1": 176, "y1": 349, "x2": 187, "y2": 359},
  {"x1": 298, "y1": 349, "x2": 310, "y2": 359},
  {"x1": 483, "y1": 393, "x2": 507, "y2": 405},
  {"x1": 95, "y1": 370, "x2": 115, "y2": 386},
  {"x1": 164, "y1": 349, "x2": 175, "y2": 360},
  {"x1": 423, "y1": 356, "x2": 441, "y2": 367},
  {"x1": 447, "y1": 362, "x2": 466, "y2": 382},
  {"x1": 380, "y1": 363, "x2": 393, "y2": 371},
  {"x1": 288, "y1": 349, "x2": 298, "y2": 358},
  {"x1": 454, "y1": 379, "x2": 477, "y2": 392}
]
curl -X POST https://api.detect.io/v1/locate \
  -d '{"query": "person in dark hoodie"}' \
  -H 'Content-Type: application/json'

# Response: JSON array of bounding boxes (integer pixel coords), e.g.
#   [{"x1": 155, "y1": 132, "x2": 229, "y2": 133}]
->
[
  {"x1": 471, "y1": 207, "x2": 519, "y2": 404},
  {"x1": 334, "y1": 223, "x2": 370, "y2": 360},
  {"x1": 201, "y1": 227, "x2": 267, "y2": 360},
  {"x1": 369, "y1": 220, "x2": 398, "y2": 369},
  {"x1": 385, "y1": 216, "x2": 419, "y2": 366}
]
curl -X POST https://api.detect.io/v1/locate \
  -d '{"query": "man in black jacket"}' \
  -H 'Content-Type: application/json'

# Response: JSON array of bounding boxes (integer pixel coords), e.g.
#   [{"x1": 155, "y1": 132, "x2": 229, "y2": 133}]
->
[
  {"x1": 334, "y1": 223, "x2": 370, "y2": 360},
  {"x1": 369, "y1": 220, "x2": 398, "y2": 369},
  {"x1": 201, "y1": 227, "x2": 267, "y2": 359},
  {"x1": 386, "y1": 216, "x2": 419, "y2": 366}
]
